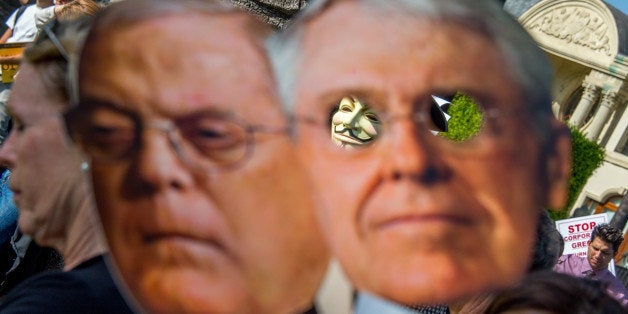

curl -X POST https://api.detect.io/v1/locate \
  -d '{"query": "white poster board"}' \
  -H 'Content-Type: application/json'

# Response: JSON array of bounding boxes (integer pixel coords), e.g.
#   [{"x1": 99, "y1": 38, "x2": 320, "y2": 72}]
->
[{"x1": 555, "y1": 213, "x2": 614, "y2": 274}]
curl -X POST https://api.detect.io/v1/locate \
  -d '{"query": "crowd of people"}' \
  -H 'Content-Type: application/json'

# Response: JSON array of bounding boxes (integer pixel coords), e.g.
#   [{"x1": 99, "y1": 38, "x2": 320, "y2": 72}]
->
[{"x1": 0, "y1": 0, "x2": 626, "y2": 313}]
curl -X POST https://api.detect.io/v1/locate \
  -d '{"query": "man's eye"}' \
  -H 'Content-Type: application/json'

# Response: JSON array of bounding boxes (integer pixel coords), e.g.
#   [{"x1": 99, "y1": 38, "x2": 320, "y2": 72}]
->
[
  {"x1": 91, "y1": 125, "x2": 134, "y2": 140},
  {"x1": 197, "y1": 129, "x2": 225, "y2": 139},
  {"x1": 184, "y1": 122, "x2": 246, "y2": 152},
  {"x1": 193, "y1": 128, "x2": 239, "y2": 147},
  {"x1": 88, "y1": 125, "x2": 136, "y2": 159}
]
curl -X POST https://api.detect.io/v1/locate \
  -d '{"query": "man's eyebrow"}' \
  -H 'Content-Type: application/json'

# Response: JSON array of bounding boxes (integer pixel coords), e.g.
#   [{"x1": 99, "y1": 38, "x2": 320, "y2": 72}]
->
[{"x1": 77, "y1": 97, "x2": 136, "y2": 117}]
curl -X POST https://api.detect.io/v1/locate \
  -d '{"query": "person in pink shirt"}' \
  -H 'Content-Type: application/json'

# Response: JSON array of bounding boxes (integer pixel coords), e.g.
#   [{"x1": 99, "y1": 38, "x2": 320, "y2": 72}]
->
[{"x1": 554, "y1": 223, "x2": 628, "y2": 307}]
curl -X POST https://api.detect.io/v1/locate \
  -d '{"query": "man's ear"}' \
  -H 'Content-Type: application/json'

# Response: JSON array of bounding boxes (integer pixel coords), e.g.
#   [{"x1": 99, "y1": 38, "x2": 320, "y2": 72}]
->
[{"x1": 546, "y1": 120, "x2": 572, "y2": 211}]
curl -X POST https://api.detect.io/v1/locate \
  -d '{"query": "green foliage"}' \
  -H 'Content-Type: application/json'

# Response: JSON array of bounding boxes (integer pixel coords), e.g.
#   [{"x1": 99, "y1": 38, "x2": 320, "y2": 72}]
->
[
  {"x1": 548, "y1": 207, "x2": 570, "y2": 221},
  {"x1": 550, "y1": 126, "x2": 605, "y2": 220},
  {"x1": 441, "y1": 93, "x2": 483, "y2": 141},
  {"x1": 439, "y1": 93, "x2": 604, "y2": 222}
]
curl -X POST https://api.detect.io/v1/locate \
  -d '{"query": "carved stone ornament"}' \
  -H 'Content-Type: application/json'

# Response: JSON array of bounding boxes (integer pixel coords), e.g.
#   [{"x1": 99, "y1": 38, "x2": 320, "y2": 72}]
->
[
  {"x1": 581, "y1": 81, "x2": 599, "y2": 102},
  {"x1": 599, "y1": 89, "x2": 618, "y2": 109},
  {"x1": 529, "y1": 6, "x2": 611, "y2": 56}
]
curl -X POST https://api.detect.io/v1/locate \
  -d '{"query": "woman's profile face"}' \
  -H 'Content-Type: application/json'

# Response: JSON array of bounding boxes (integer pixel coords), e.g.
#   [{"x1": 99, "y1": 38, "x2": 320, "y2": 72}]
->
[
  {"x1": 330, "y1": 96, "x2": 381, "y2": 148},
  {"x1": 0, "y1": 63, "x2": 84, "y2": 247}
]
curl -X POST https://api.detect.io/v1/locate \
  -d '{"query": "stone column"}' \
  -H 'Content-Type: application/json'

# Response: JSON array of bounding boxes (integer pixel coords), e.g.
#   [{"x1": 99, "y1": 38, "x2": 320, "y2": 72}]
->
[
  {"x1": 586, "y1": 89, "x2": 617, "y2": 141},
  {"x1": 569, "y1": 81, "x2": 599, "y2": 127}
]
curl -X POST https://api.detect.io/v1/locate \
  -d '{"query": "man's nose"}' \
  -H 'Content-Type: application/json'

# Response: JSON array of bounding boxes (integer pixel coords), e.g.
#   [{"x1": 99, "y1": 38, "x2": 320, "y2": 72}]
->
[
  {"x1": 135, "y1": 129, "x2": 194, "y2": 191},
  {"x1": 382, "y1": 118, "x2": 448, "y2": 183}
]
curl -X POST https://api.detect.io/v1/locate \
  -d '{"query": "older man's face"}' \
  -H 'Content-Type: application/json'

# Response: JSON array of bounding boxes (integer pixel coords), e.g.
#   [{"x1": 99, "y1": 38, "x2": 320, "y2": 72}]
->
[
  {"x1": 293, "y1": 2, "x2": 564, "y2": 304},
  {"x1": 77, "y1": 13, "x2": 327, "y2": 313}
]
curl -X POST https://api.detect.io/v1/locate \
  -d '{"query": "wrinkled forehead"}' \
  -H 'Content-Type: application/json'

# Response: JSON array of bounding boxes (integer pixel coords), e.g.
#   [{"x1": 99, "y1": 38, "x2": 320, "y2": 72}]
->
[
  {"x1": 9, "y1": 62, "x2": 64, "y2": 118},
  {"x1": 295, "y1": 2, "x2": 517, "y2": 112},
  {"x1": 81, "y1": 12, "x2": 271, "y2": 78},
  {"x1": 591, "y1": 236, "x2": 613, "y2": 248},
  {"x1": 79, "y1": 13, "x2": 283, "y2": 122}
]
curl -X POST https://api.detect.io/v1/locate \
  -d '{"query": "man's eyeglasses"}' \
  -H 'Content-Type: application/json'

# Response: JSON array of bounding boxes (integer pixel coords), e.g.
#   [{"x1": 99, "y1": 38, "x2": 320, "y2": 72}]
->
[
  {"x1": 296, "y1": 93, "x2": 520, "y2": 154},
  {"x1": 64, "y1": 102, "x2": 289, "y2": 172}
]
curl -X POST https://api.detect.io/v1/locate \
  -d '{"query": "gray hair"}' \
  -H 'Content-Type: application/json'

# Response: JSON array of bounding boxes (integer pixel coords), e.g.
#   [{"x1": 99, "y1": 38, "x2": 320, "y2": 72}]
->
[
  {"x1": 79, "y1": 0, "x2": 271, "y2": 98},
  {"x1": 267, "y1": 0, "x2": 554, "y2": 135}
]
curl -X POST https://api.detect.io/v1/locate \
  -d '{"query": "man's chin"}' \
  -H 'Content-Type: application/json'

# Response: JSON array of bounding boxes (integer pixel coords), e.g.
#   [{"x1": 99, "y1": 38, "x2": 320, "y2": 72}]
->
[
  {"x1": 368, "y1": 273, "x2": 512, "y2": 306},
  {"x1": 132, "y1": 267, "x2": 253, "y2": 313},
  {"x1": 350, "y1": 252, "x2": 523, "y2": 306}
]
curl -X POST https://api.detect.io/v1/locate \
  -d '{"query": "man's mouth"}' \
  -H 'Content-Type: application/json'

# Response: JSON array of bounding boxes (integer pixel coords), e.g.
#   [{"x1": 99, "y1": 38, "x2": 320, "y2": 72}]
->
[
  {"x1": 143, "y1": 233, "x2": 227, "y2": 251},
  {"x1": 374, "y1": 213, "x2": 474, "y2": 230}
]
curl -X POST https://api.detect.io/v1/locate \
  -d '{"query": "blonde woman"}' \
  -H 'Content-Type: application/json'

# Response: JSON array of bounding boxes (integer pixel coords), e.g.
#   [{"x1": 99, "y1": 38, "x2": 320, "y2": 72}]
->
[{"x1": 0, "y1": 17, "x2": 133, "y2": 313}]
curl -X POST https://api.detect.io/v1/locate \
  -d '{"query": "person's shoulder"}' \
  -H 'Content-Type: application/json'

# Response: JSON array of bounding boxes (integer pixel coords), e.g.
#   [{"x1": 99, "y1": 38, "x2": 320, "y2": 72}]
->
[
  {"x1": 4, "y1": 7, "x2": 19, "y2": 25},
  {"x1": 63, "y1": 255, "x2": 124, "y2": 297},
  {"x1": 69, "y1": 255, "x2": 108, "y2": 276},
  {"x1": 22, "y1": 4, "x2": 38, "y2": 12},
  {"x1": 0, "y1": 256, "x2": 133, "y2": 313},
  {"x1": 6, "y1": 268, "x2": 80, "y2": 292},
  {"x1": 0, "y1": 269, "x2": 92, "y2": 313},
  {"x1": 600, "y1": 269, "x2": 627, "y2": 285},
  {"x1": 17, "y1": 4, "x2": 42, "y2": 20},
  {"x1": 556, "y1": 253, "x2": 584, "y2": 264},
  {"x1": 66, "y1": 255, "x2": 135, "y2": 313},
  {"x1": 554, "y1": 254, "x2": 588, "y2": 274}
]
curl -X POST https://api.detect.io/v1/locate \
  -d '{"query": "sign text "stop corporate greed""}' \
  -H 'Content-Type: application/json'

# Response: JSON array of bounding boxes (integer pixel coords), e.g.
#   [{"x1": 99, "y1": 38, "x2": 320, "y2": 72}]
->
[{"x1": 555, "y1": 213, "x2": 608, "y2": 257}]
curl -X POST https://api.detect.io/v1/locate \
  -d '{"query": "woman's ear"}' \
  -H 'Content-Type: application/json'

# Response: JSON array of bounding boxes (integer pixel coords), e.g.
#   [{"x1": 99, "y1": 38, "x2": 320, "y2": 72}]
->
[{"x1": 546, "y1": 120, "x2": 572, "y2": 211}]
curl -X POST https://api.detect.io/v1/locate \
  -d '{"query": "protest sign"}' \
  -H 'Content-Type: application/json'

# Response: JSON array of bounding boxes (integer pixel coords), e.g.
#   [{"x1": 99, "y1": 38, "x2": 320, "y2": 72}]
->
[{"x1": 555, "y1": 213, "x2": 614, "y2": 274}]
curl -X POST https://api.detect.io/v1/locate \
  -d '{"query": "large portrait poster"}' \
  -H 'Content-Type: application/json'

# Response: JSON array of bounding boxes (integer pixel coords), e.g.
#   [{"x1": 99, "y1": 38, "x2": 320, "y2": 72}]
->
[{"x1": 0, "y1": 43, "x2": 26, "y2": 83}]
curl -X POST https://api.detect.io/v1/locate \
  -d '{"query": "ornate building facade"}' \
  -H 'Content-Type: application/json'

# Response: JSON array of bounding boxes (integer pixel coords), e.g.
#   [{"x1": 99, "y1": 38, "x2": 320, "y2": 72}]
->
[{"x1": 506, "y1": 0, "x2": 628, "y2": 265}]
